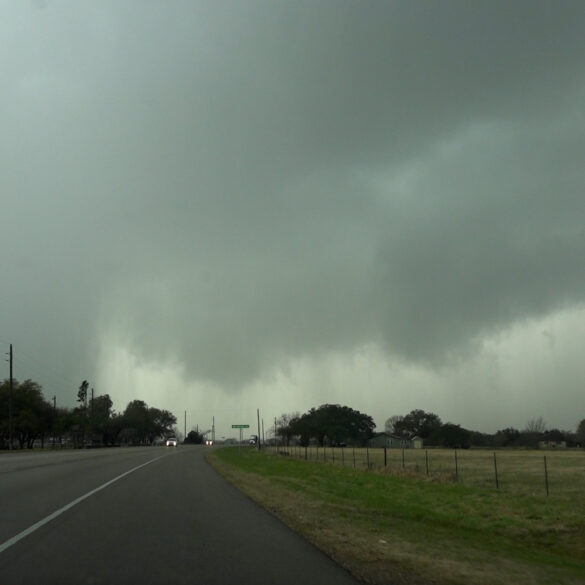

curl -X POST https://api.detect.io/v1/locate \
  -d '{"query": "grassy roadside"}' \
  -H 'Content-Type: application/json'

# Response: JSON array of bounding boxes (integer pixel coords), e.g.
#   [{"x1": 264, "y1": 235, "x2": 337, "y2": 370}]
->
[{"x1": 207, "y1": 447, "x2": 585, "y2": 585}]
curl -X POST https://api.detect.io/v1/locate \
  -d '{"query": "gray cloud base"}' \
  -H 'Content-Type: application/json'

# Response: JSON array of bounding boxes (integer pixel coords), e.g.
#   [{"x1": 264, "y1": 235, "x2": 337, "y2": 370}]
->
[{"x1": 2, "y1": 1, "x2": 584, "y2": 394}]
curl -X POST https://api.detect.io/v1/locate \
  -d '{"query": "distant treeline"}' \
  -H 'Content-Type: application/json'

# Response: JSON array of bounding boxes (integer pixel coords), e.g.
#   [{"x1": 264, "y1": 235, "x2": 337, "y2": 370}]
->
[
  {"x1": 274, "y1": 407, "x2": 585, "y2": 449},
  {"x1": 382, "y1": 410, "x2": 584, "y2": 449},
  {"x1": 3, "y1": 380, "x2": 583, "y2": 451},
  {"x1": 0, "y1": 378, "x2": 177, "y2": 449}
]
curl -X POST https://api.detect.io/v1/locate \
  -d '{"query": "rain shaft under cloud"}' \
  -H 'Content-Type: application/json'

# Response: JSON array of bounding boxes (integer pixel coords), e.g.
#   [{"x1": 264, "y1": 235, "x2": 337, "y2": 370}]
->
[{"x1": 2, "y1": 1, "x2": 585, "y2": 433}]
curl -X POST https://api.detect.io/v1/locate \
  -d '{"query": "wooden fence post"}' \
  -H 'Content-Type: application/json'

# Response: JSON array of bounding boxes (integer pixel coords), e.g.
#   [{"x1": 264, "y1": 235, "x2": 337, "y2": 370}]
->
[{"x1": 493, "y1": 452, "x2": 499, "y2": 489}]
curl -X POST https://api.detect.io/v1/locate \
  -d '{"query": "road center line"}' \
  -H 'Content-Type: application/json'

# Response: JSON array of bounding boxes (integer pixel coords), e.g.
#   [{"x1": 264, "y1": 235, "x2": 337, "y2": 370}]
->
[{"x1": 0, "y1": 455, "x2": 165, "y2": 555}]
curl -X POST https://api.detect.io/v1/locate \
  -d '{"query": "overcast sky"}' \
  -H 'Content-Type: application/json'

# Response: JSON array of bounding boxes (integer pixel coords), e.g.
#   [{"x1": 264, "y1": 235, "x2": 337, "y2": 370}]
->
[{"x1": 2, "y1": 1, "x2": 585, "y2": 439}]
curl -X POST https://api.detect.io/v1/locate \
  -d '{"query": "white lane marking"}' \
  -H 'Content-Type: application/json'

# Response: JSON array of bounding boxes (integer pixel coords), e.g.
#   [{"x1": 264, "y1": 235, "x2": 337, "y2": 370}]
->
[{"x1": 0, "y1": 455, "x2": 165, "y2": 554}]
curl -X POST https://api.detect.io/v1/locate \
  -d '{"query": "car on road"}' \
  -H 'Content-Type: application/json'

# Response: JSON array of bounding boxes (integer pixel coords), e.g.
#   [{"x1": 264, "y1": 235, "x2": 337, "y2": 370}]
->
[{"x1": 165, "y1": 437, "x2": 178, "y2": 447}]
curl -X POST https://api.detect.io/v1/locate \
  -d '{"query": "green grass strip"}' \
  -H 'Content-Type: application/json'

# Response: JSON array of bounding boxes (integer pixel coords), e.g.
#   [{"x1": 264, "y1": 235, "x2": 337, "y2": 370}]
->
[{"x1": 209, "y1": 447, "x2": 585, "y2": 585}]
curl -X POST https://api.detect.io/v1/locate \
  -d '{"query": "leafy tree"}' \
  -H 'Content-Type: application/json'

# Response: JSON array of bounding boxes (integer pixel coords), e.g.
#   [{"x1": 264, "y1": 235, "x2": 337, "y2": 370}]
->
[
  {"x1": 184, "y1": 430, "x2": 204, "y2": 444},
  {"x1": 76, "y1": 380, "x2": 90, "y2": 445},
  {"x1": 289, "y1": 404, "x2": 375, "y2": 447},
  {"x1": 437, "y1": 423, "x2": 471, "y2": 449},
  {"x1": 77, "y1": 380, "x2": 89, "y2": 407},
  {"x1": 89, "y1": 394, "x2": 112, "y2": 430},
  {"x1": 37, "y1": 398, "x2": 55, "y2": 448},
  {"x1": 104, "y1": 412, "x2": 125, "y2": 445},
  {"x1": 149, "y1": 408, "x2": 176, "y2": 440},
  {"x1": 51, "y1": 407, "x2": 74, "y2": 445},
  {"x1": 468, "y1": 431, "x2": 491, "y2": 447},
  {"x1": 517, "y1": 431, "x2": 541, "y2": 448},
  {"x1": 576, "y1": 419, "x2": 585, "y2": 446},
  {"x1": 87, "y1": 394, "x2": 122, "y2": 445},
  {"x1": 541, "y1": 429, "x2": 565, "y2": 443},
  {"x1": 563, "y1": 429, "x2": 578, "y2": 447},
  {"x1": 120, "y1": 401, "x2": 177, "y2": 444},
  {"x1": 493, "y1": 427, "x2": 520, "y2": 447},
  {"x1": 288, "y1": 415, "x2": 311, "y2": 446},
  {"x1": 120, "y1": 400, "x2": 151, "y2": 444},
  {"x1": 394, "y1": 409, "x2": 442, "y2": 440},
  {"x1": 0, "y1": 379, "x2": 51, "y2": 448}
]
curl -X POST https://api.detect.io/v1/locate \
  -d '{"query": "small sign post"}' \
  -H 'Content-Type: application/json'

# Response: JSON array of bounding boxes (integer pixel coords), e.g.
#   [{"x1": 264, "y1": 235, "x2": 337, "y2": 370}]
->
[{"x1": 232, "y1": 424, "x2": 250, "y2": 453}]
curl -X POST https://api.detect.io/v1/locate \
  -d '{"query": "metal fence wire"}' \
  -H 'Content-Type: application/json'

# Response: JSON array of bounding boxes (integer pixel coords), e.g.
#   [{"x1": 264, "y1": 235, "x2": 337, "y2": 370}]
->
[{"x1": 266, "y1": 444, "x2": 585, "y2": 497}]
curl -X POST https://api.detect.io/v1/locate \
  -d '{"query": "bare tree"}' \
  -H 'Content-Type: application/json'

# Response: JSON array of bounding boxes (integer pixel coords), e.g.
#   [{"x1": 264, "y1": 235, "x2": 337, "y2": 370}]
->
[
  {"x1": 384, "y1": 415, "x2": 403, "y2": 434},
  {"x1": 525, "y1": 416, "x2": 546, "y2": 433},
  {"x1": 275, "y1": 412, "x2": 301, "y2": 446}
]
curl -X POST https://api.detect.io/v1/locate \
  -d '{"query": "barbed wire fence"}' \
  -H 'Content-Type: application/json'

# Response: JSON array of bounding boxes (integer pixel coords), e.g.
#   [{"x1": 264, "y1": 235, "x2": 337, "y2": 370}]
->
[{"x1": 264, "y1": 443, "x2": 585, "y2": 497}]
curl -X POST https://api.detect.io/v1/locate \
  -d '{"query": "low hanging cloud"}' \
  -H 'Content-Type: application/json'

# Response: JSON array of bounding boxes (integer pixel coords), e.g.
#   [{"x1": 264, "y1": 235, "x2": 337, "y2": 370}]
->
[{"x1": 2, "y1": 1, "x2": 585, "y2": 402}]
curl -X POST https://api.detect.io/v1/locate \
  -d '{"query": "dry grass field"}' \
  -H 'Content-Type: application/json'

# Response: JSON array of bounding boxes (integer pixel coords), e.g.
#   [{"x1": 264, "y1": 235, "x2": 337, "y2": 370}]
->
[{"x1": 273, "y1": 445, "x2": 585, "y2": 498}]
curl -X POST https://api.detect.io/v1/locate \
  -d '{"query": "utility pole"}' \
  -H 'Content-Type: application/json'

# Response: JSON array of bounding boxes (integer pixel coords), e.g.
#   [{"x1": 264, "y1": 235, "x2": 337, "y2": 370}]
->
[
  {"x1": 184, "y1": 410, "x2": 186, "y2": 441},
  {"x1": 212, "y1": 416, "x2": 215, "y2": 443},
  {"x1": 257, "y1": 408, "x2": 261, "y2": 450},
  {"x1": 52, "y1": 396, "x2": 56, "y2": 448},
  {"x1": 8, "y1": 344, "x2": 13, "y2": 450}
]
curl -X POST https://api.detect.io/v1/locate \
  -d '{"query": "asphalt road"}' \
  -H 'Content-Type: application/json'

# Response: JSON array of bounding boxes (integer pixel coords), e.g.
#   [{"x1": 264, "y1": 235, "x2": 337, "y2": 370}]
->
[{"x1": 0, "y1": 446, "x2": 360, "y2": 585}]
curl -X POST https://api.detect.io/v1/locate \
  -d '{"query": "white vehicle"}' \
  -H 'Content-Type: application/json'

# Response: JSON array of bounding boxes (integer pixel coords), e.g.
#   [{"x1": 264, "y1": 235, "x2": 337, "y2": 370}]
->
[{"x1": 165, "y1": 437, "x2": 178, "y2": 447}]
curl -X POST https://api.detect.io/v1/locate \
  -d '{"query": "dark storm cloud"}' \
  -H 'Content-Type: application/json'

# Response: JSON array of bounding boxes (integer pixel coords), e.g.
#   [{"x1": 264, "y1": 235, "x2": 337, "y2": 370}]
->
[
  {"x1": 374, "y1": 119, "x2": 585, "y2": 364},
  {"x1": 2, "y1": 1, "x2": 584, "y2": 394}
]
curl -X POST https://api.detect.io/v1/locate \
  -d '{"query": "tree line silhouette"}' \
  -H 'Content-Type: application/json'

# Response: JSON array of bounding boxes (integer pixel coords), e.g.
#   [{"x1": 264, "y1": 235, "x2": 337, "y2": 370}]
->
[{"x1": 0, "y1": 378, "x2": 177, "y2": 449}]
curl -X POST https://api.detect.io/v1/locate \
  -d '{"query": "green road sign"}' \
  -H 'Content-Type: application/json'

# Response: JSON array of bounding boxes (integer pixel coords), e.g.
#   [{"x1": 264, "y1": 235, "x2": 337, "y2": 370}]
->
[{"x1": 231, "y1": 424, "x2": 250, "y2": 428}]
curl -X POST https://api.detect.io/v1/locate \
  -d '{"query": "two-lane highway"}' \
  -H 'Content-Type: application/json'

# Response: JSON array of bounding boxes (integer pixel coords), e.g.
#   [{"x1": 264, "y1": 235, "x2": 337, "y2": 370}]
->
[{"x1": 0, "y1": 447, "x2": 360, "y2": 584}]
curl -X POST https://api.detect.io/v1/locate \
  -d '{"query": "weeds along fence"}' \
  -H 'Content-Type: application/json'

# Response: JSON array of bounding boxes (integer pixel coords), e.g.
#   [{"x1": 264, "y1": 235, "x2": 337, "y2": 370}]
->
[{"x1": 265, "y1": 445, "x2": 585, "y2": 497}]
